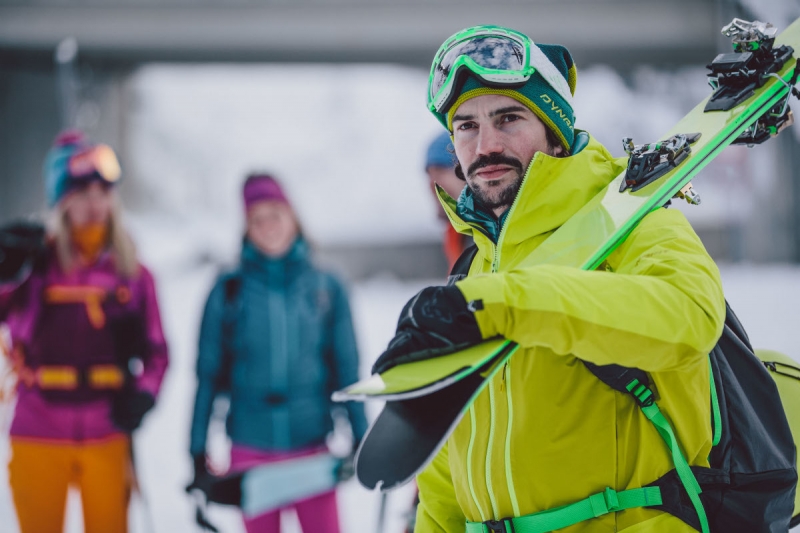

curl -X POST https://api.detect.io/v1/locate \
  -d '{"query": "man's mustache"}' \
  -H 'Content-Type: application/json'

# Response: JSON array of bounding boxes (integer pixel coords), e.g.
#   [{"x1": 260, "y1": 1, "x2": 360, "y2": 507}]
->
[{"x1": 467, "y1": 153, "x2": 524, "y2": 178}]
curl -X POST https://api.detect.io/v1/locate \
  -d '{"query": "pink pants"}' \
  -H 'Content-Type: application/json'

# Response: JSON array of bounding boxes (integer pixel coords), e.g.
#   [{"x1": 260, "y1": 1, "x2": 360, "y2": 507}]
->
[{"x1": 230, "y1": 445, "x2": 341, "y2": 533}]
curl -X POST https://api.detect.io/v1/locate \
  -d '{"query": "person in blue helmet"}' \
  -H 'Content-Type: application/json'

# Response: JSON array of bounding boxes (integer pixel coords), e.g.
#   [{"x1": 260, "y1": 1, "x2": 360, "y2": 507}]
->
[{"x1": 425, "y1": 131, "x2": 472, "y2": 269}]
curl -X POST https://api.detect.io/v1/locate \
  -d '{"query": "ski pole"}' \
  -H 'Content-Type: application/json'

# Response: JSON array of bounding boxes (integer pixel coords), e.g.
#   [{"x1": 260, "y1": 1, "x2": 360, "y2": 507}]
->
[
  {"x1": 192, "y1": 490, "x2": 220, "y2": 533},
  {"x1": 53, "y1": 37, "x2": 79, "y2": 130},
  {"x1": 129, "y1": 438, "x2": 158, "y2": 533},
  {"x1": 376, "y1": 492, "x2": 388, "y2": 533}
]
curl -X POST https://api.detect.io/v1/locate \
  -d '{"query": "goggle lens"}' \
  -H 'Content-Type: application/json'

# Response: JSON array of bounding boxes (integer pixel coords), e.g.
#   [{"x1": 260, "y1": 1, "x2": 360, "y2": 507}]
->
[
  {"x1": 430, "y1": 35, "x2": 526, "y2": 102},
  {"x1": 68, "y1": 145, "x2": 121, "y2": 184}
]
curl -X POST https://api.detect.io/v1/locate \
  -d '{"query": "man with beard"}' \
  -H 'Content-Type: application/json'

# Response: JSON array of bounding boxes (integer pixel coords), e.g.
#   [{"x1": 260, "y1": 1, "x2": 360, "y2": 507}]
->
[{"x1": 372, "y1": 26, "x2": 725, "y2": 533}]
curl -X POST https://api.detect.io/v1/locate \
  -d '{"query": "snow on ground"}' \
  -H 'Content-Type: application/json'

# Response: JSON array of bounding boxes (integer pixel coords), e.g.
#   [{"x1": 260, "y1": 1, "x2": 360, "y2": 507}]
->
[{"x1": 1, "y1": 246, "x2": 798, "y2": 531}]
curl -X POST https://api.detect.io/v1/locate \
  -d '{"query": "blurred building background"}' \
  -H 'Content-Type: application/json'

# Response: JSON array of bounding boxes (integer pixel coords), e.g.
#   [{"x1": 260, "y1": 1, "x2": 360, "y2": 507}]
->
[{"x1": 2, "y1": 0, "x2": 800, "y2": 280}]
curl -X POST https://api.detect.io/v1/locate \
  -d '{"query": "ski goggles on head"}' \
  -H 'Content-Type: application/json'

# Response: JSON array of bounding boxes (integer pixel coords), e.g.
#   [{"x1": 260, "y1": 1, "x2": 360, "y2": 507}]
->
[
  {"x1": 427, "y1": 26, "x2": 573, "y2": 116},
  {"x1": 67, "y1": 144, "x2": 121, "y2": 185}
]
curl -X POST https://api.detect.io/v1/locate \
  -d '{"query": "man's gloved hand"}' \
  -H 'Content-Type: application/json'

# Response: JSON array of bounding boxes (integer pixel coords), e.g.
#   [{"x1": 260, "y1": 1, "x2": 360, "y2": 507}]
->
[
  {"x1": 371, "y1": 285, "x2": 483, "y2": 375},
  {"x1": 111, "y1": 389, "x2": 155, "y2": 432},
  {"x1": 186, "y1": 454, "x2": 215, "y2": 496},
  {"x1": 0, "y1": 221, "x2": 46, "y2": 281}
]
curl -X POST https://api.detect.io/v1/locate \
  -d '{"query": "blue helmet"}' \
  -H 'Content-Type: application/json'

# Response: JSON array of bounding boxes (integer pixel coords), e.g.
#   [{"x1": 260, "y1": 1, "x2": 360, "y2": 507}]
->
[{"x1": 425, "y1": 131, "x2": 456, "y2": 170}]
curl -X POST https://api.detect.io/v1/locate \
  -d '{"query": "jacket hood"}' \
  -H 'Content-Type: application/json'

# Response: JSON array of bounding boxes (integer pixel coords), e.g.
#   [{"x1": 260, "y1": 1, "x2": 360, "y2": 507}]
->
[{"x1": 437, "y1": 132, "x2": 627, "y2": 269}]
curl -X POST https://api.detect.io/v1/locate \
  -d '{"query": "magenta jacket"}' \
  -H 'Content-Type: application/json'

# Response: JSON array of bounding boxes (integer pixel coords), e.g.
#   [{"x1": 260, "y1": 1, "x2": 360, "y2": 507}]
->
[{"x1": 0, "y1": 250, "x2": 169, "y2": 442}]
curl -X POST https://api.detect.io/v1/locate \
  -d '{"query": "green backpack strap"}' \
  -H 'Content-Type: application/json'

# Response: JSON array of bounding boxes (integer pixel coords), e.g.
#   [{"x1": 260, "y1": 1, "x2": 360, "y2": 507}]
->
[
  {"x1": 466, "y1": 486, "x2": 662, "y2": 533},
  {"x1": 465, "y1": 368, "x2": 713, "y2": 533},
  {"x1": 625, "y1": 378, "x2": 709, "y2": 533},
  {"x1": 708, "y1": 356, "x2": 722, "y2": 447},
  {"x1": 582, "y1": 361, "x2": 710, "y2": 533}
]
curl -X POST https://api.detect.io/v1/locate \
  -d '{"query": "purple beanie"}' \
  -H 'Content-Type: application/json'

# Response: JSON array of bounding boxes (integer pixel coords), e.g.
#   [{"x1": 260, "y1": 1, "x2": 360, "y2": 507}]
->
[{"x1": 243, "y1": 174, "x2": 289, "y2": 211}]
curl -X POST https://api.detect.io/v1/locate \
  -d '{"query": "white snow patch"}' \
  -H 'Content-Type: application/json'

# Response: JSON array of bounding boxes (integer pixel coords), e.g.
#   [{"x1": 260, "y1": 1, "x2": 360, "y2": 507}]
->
[{"x1": 125, "y1": 64, "x2": 446, "y2": 250}]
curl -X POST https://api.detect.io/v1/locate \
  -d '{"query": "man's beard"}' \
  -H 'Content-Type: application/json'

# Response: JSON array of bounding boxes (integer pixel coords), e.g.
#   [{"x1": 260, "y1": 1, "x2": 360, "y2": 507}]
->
[{"x1": 463, "y1": 153, "x2": 525, "y2": 212}]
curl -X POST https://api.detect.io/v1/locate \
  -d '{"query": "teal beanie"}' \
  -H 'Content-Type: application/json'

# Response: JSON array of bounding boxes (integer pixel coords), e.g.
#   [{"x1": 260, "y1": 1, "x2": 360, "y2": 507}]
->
[{"x1": 440, "y1": 42, "x2": 577, "y2": 151}]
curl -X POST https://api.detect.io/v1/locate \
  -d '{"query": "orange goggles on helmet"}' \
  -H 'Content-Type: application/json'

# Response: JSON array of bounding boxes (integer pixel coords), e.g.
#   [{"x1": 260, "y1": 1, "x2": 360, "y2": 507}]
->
[{"x1": 67, "y1": 144, "x2": 121, "y2": 185}]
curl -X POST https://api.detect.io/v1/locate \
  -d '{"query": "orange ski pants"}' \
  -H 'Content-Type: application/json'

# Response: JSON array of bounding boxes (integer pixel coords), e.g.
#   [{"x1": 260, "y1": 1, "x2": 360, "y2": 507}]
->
[{"x1": 8, "y1": 435, "x2": 130, "y2": 533}]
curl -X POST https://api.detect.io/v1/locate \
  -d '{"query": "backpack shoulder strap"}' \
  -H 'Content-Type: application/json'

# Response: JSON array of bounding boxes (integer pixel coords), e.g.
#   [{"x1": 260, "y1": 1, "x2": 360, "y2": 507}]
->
[
  {"x1": 223, "y1": 274, "x2": 242, "y2": 305},
  {"x1": 216, "y1": 273, "x2": 242, "y2": 391},
  {"x1": 222, "y1": 273, "x2": 242, "y2": 335}
]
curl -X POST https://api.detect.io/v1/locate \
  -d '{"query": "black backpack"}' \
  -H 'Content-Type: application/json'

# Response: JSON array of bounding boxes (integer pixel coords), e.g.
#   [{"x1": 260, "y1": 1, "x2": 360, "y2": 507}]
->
[{"x1": 450, "y1": 245, "x2": 797, "y2": 532}]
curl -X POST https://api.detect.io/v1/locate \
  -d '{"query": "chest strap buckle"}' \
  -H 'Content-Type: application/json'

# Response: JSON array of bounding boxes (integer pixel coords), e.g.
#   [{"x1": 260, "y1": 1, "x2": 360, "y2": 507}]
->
[{"x1": 484, "y1": 519, "x2": 512, "y2": 533}]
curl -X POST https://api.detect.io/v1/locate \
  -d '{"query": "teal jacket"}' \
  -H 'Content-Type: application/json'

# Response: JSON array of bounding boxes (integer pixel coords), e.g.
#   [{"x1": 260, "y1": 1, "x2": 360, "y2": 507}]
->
[{"x1": 189, "y1": 239, "x2": 367, "y2": 455}]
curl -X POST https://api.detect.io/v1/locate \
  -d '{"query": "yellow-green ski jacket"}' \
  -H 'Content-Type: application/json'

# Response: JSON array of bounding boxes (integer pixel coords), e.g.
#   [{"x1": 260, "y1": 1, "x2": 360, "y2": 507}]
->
[{"x1": 416, "y1": 134, "x2": 726, "y2": 532}]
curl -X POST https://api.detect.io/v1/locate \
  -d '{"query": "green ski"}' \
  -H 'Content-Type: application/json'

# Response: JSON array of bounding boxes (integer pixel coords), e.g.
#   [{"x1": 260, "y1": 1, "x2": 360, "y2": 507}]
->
[{"x1": 332, "y1": 338, "x2": 516, "y2": 401}]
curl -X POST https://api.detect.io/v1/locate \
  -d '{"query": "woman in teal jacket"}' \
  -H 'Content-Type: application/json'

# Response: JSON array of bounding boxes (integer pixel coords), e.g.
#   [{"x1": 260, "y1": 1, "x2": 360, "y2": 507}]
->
[{"x1": 188, "y1": 174, "x2": 367, "y2": 533}]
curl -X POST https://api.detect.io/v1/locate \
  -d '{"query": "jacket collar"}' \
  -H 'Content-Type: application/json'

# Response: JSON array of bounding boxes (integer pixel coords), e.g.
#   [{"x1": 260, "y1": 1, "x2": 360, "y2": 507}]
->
[
  {"x1": 241, "y1": 237, "x2": 309, "y2": 282},
  {"x1": 438, "y1": 132, "x2": 627, "y2": 268},
  {"x1": 454, "y1": 187, "x2": 510, "y2": 244}
]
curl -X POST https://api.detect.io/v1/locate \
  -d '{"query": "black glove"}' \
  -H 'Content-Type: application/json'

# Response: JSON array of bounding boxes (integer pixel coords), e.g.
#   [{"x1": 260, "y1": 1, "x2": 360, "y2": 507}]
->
[
  {"x1": 0, "y1": 221, "x2": 46, "y2": 281},
  {"x1": 111, "y1": 389, "x2": 155, "y2": 432},
  {"x1": 371, "y1": 285, "x2": 483, "y2": 375},
  {"x1": 186, "y1": 454, "x2": 216, "y2": 496}
]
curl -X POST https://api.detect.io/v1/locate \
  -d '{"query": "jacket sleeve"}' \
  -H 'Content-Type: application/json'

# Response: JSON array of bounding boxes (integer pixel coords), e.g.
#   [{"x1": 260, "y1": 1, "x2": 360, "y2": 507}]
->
[
  {"x1": 416, "y1": 441, "x2": 465, "y2": 532},
  {"x1": 135, "y1": 266, "x2": 169, "y2": 398},
  {"x1": 456, "y1": 209, "x2": 726, "y2": 372},
  {"x1": 189, "y1": 278, "x2": 226, "y2": 456},
  {"x1": 325, "y1": 274, "x2": 368, "y2": 442},
  {"x1": 0, "y1": 282, "x2": 18, "y2": 321}
]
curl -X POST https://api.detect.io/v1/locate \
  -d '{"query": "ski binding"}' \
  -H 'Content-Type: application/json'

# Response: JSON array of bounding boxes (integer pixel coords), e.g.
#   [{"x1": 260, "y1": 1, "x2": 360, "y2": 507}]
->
[
  {"x1": 732, "y1": 56, "x2": 800, "y2": 146},
  {"x1": 733, "y1": 104, "x2": 795, "y2": 146},
  {"x1": 620, "y1": 133, "x2": 702, "y2": 203},
  {"x1": 705, "y1": 19, "x2": 795, "y2": 112}
]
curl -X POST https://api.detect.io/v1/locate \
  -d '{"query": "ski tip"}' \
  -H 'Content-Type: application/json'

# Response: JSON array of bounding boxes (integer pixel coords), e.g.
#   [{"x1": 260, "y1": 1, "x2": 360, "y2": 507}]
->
[{"x1": 332, "y1": 373, "x2": 386, "y2": 402}]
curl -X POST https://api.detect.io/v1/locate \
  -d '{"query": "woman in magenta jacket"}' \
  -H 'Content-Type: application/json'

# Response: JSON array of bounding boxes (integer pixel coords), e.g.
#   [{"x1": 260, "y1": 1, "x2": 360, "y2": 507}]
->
[{"x1": 0, "y1": 131, "x2": 169, "y2": 533}]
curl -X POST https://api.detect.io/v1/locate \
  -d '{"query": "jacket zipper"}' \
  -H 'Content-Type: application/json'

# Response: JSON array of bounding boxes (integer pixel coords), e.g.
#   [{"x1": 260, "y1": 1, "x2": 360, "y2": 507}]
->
[
  {"x1": 485, "y1": 152, "x2": 540, "y2": 515},
  {"x1": 492, "y1": 153, "x2": 538, "y2": 273}
]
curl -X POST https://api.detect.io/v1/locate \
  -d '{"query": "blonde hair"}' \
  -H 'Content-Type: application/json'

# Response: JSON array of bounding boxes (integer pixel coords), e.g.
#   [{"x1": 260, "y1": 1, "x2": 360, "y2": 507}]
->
[{"x1": 51, "y1": 191, "x2": 139, "y2": 279}]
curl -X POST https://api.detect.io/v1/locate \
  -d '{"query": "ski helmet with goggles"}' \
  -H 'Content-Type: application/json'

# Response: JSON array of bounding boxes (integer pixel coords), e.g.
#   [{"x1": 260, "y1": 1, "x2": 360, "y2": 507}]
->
[
  {"x1": 427, "y1": 25, "x2": 578, "y2": 150},
  {"x1": 44, "y1": 130, "x2": 122, "y2": 207}
]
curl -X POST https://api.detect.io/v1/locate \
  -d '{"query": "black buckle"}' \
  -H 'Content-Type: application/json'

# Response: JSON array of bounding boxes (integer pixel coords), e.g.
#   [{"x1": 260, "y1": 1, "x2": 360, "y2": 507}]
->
[
  {"x1": 625, "y1": 378, "x2": 656, "y2": 408},
  {"x1": 485, "y1": 519, "x2": 512, "y2": 533},
  {"x1": 76, "y1": 366, "x2": 90, "y2": 389}
]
